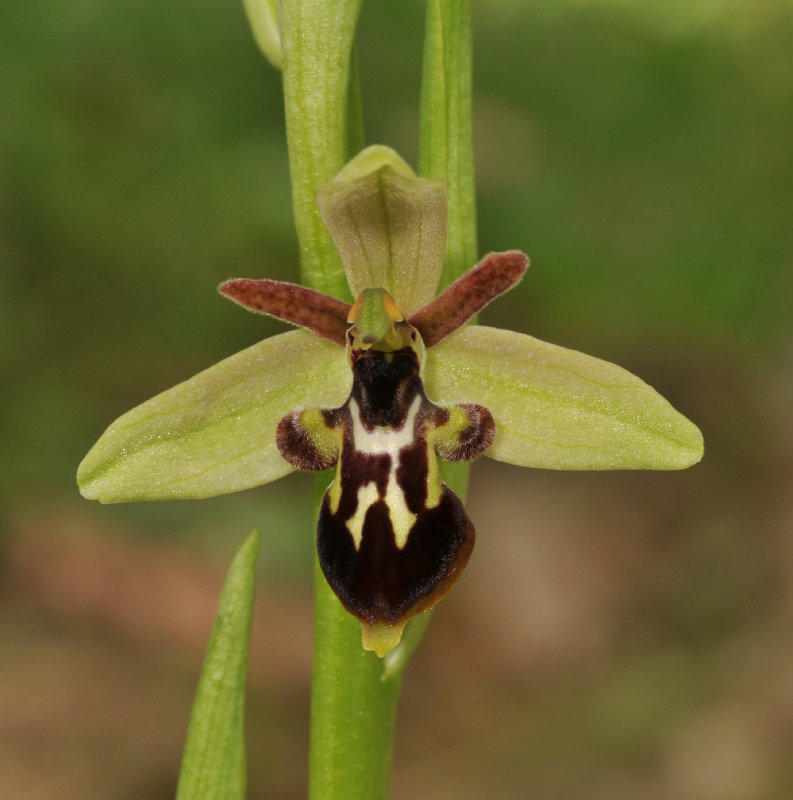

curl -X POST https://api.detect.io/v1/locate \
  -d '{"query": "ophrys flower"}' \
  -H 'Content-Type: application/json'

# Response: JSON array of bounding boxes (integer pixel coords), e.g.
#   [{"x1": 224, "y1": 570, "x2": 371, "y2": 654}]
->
[{"x1": 77, "y1": 146, "x2": 703, "y2": 656}]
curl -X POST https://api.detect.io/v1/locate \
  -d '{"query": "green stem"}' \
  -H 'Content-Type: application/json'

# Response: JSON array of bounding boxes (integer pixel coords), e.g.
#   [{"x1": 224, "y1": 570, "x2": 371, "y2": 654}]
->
[
  {"x1": 278, "y1": 1, "x2": 477, "y2": 797},
  {"x1": 278, "y1": 2, "x2": 401, "y2": 797},
  {"x1": 419, "y1": 0, "x2": 477, "y2": 292},
  {"x1": 278, "y1": 0, "x2": 362, "y2": 301},
  {"x1": 419, "y1": 0, "x2": 476, "y2": 499},
  {"x1": 309, "y1": 479, "x2": 403, "y2": 800}
]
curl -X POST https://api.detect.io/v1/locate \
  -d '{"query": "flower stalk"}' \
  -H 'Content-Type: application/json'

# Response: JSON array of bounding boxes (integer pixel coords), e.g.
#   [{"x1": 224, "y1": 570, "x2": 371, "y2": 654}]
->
[
  {"x1": 278, "y1": 0, "x2": 361, "y2": 300},
  {"x1": 277, "y1": 2, "x2": 425, "y2": 797},
  {"x1": 276, "y1": 0, "x2": 482, "y2": 793}
]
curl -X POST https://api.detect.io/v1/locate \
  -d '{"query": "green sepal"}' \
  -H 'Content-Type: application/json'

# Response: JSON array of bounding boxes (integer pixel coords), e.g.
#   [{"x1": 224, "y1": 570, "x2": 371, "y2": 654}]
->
[
  {"x1": 175, "y1": 530, "x2": 260, "y2": 800},
  {"x1": 316, "y1": 145, "x2": 447, "y2": 316},
  {"x1": 425, "y1": 326, "x2": 704, "y2": 470},
  {"x1": 77, "y1": 331, "x2": 349, "y2": 502}
]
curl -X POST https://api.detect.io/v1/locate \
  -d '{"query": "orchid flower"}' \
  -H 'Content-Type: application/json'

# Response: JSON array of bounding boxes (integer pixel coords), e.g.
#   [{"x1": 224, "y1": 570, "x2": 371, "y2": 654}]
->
[{"x1": 77, "y1": 146, "x2": 703, "y2": 656}]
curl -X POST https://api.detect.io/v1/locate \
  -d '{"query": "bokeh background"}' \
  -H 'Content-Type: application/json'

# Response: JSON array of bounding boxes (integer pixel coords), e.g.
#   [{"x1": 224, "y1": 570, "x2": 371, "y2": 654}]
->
[{"x1": 2, "y1": 0, "x2": 792, "y2": 797}]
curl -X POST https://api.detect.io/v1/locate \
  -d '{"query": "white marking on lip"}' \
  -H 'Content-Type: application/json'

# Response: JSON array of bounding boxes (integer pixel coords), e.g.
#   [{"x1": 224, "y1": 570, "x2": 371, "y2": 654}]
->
[
  {"x1": 346, "y1": 475, "x2": 417, "y2": 551},
  {"x1": 385, "y1": 473, "x2": 417, "y2": 549},
  {"x1": 349, "y1": 395, "x2": 421, "y2": 455},
  {"x1": 343, "y1": 395, "x2": 422, "y2": 550},
  {"x1": 347, "y1": 482, "x2": 380, "y2": 549}
]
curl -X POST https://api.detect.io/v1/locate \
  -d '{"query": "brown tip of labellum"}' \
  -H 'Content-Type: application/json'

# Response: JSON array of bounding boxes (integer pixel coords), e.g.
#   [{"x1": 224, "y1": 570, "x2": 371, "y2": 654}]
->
[
  {"x1": 409, "y1": 250, "x2": 529, "y2": 348},
  {"x1": 219, "y1": 278, "x2": 351, "y2": 346},
  {"x1": 317, "y1": 483, "x2": 475, "y2": 657}
]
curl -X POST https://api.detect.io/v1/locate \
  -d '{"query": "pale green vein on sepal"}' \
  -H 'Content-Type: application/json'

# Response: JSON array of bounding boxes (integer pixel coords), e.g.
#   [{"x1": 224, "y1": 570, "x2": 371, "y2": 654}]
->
[
  {"x1": 425, "y1": 326, "x2": 704, "y2": 470},
  {"x1": 316, "y1": 145, "x2": 447, "y2": 316},
  {"x1": 176, "y1": 530, "x2": 260, "y2": 800},
  {"x1": 77, "y1": 331, "x2": 349, "y2": 502}
]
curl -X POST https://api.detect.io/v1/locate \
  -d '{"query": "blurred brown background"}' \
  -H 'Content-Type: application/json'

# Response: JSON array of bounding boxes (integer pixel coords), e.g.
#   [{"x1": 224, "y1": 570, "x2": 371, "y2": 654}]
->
[{"x1": 2, "y1": 0, "x2": 792, "y2": 797}]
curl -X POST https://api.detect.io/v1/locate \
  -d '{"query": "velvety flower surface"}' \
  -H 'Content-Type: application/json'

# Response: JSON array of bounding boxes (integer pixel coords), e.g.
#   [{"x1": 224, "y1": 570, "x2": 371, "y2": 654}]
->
[{"x1": 78, "y1": 145, "x2": 703, "y2": 655}]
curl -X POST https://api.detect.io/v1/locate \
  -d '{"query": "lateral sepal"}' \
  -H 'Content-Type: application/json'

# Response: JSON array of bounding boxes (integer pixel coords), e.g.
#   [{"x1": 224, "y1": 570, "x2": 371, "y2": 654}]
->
[
  {"x1": 77, "y1": 330, "x2": 350, "y2": 502},
  {"x1": 425, "y1": 325, "x2": 704, "y2": 470}
]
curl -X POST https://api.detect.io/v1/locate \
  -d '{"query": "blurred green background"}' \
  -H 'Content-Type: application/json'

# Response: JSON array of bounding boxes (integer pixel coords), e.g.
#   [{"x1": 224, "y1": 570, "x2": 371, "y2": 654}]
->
[{"x1": 2, "y1": 0, "x2": 792, "y2": 797}]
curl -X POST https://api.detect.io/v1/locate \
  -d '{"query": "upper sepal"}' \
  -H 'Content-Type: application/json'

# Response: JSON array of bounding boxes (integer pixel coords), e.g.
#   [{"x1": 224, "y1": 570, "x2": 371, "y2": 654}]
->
[
  {"x1": 316, "y1": 145, "x2": 447, "y2": 316},
  {"x1": 425, "y1": 326, "x2": 704, "y2": 470},
  {"x1": 77, "y1": 330, "x2": 349, "y2": 502}
]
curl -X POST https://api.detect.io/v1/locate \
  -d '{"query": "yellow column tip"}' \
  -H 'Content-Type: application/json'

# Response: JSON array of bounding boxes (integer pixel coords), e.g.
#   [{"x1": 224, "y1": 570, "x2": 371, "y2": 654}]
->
[{"x1": 360, "y1": 620, "x2": 407, "y2": 658}]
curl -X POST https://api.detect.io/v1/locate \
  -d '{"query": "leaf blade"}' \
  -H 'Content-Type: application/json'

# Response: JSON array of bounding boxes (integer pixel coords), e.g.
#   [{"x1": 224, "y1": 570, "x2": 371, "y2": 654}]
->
[{"x1": 175, "y1": 530, "x2": 261, "y2": 800}]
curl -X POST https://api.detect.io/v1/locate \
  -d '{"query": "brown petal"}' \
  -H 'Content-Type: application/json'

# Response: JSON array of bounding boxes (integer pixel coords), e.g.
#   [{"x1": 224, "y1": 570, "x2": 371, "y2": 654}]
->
[
  {"x1": 219, "y1": 279, "x2": 351, "y2": 345},
  {"x1": 409, "y1": 250, "x2": 529, "y2": 347}
]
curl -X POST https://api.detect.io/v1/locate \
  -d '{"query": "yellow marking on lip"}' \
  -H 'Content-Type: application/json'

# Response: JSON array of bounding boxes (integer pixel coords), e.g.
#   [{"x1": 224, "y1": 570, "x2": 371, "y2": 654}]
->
[
  {"x1": 345, "y1": 472, "x2": 417, "y2": 550},
  {"x1": 385, "y1": 472, "x2": 417, "y2": 548},
  {"x1": 328, "y1": 473, "x2": 342, "y2": 515},
  {"x1": 347, "y1": 482, "x2": 380, "y2": 549}
]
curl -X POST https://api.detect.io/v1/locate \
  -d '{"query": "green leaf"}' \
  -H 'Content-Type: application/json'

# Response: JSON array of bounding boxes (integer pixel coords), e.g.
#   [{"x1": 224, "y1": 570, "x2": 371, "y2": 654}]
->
[
  {"x1": 309, "y1": 551, "x2": 402, "y2": 800},
  {"x1": 241, "y1": 0, "x2": 281, "y2": 69},
  {"x1": 279, "y1": 0, "x2": 363, "y2": 300},
  {"x1": 316, "y1": 145, "x2": 447, "y2": 316},
  {"x1": 176, "y1": 530, "x2": 261, "y2": 800},
  {"x1": 418, "y1": 0, "x2": 476, "y2": 291},
  {"x1": 77, "y1": 331, "x2": 349, "y2": 502},
  {"x1": 425, "y1": 326, "x2": 704, "y2": 470}
]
